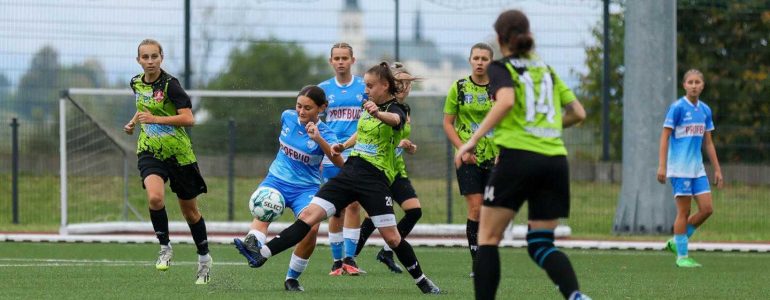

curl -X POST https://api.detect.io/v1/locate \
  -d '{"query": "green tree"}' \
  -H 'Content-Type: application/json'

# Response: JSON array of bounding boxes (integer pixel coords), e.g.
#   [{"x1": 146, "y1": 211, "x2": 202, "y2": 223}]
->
[
  {"x1": 575, "y1": 12, "x2": 625, "y2": 160},
  {"x1": 578, "y1": 1, "x2": 770, "y2": 162},
  {"x1": 678, "y1": 1, "x2": 770, "y2": 162},
  {"x1": 196, "y1": 39, "x2": 332, "y2": 154}
]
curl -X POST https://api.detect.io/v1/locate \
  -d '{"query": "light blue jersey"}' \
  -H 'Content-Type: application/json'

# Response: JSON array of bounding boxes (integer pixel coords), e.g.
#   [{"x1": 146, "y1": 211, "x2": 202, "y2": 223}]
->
[
  {"x1": 318, "y1": 76, "x2": 366, "y2": 167},
  {"x1": 267, "y1": 110, "x2": 337, "y2": 187},
  {"x1": 663, "y1": 97, "x2": 714, "y2": 178}
]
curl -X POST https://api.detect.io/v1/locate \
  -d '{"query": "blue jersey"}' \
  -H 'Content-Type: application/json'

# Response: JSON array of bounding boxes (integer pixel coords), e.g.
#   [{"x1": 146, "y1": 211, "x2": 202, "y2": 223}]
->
[
  {"x1": 663, "y1": 97, "x2": 714, "y2": 178},
  {"x1": 319, "y1": 76, "x2": 366, "y2": 165},
  {"x1": 267, "y1": 110, "x2": 337, "y2": 187}
]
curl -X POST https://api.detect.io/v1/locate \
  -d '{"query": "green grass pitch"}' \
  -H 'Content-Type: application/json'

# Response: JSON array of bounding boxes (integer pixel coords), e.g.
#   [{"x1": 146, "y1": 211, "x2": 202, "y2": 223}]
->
[{"x1": 0, "y1": 242, "x2": 767, "y2": 299}]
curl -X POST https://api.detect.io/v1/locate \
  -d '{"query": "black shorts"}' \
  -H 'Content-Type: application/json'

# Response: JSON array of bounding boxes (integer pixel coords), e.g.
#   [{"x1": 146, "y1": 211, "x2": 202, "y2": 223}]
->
[
  {"x1": 315, "y1": 157, "x2": 396, "y2": 227},
  {"x1": 483, "y1": 148, "x2": 570, "y2": 220},
  {"x1": 138, "y1": 152, "x2": 207, "y2": 200},
  {"x1": 456, "y1": 161, "x2": 493, "y2": 195},
  {"x1": 391, "y1": 175, "x2": 417, "y2": 205}
]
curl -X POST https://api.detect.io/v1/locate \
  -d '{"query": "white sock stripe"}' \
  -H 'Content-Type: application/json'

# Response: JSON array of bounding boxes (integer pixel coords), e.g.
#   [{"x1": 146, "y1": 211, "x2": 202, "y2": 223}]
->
[
  {"x1": 328, "y1": 232, "x2": 344, "y2": 243},
  {"x1": 383, "y1": 244, "x2": 392, "y2": 251},
  {"x1": 289, "y1": 253, "x2": 309, "y2": 272},
  {"x1": 343, "y1": 227, "x2": 361, "y2": 239},
  {"x1": 310, "y1": 197, "x2": 336, "y2": 218},
  {"x1": 249, "y1": 230, "x2": 267, "y2": 245},
  {"x1": 260, "y1": 246, "x2": 273, "y2": 258}
]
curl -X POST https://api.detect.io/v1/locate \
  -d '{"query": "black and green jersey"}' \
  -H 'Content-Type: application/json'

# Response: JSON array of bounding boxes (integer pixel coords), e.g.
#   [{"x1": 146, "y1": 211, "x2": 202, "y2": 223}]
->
[
  {"x1": 350, "y1": 99, "x2": 407, "y2": 183},
  {"x1": 130, "y1": 70, "x2": 197, "y2": 165},
  {"x1": 487, "y1": 55, "x2": 577, "y2": 156},
  {"x1": 444, "y1": 76, "x2": 499, "y2": 165},
  {"x1": 394, "y1": 104, "x2": 411, "y2": 178}
]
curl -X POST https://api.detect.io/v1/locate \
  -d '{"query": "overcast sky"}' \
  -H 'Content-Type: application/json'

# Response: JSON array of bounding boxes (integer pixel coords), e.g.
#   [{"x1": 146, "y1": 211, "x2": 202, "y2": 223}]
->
[{"x1": 0, "y1": 0, "x2": 608, "y2": 88}]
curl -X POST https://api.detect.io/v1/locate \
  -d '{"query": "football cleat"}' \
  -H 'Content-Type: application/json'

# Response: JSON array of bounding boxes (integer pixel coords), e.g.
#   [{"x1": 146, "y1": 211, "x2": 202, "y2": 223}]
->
[
  {"x1": 233, "y1": 237, "x2": 267, "y2": 268},
  {"x1": 665, "y1": 238, "x2": 678, "y2": 255},
  {"x1": 329, "y1": 260, "x2": 344, "y2": 276},
  {"x1": 342, "y1": 257, "x2": 361, "y2": 276},
  {"x1": 676, "y1": 257, "x2": 702, "y2": 268},
  {"x1": 416, "y1": 277, "x2": 441, "y2": 294},
  {"x1": 155, "y1": 246, "x2": 173, "y2": 271},
  {"x1": 284, "y1": 278, "x2": 305, "y2": 292},
  {"x1": 195, "y1": 257, "x2": 212, "y2": 285},
  {"x1": 376, "y1": 249, "x2": 403, "y2": 273}
]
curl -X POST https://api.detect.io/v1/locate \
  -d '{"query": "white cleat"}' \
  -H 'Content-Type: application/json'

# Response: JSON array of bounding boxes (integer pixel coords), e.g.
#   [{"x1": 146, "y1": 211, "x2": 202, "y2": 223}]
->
[
  {"x1": 155, "y1": 246, "x2": 173, "y2": 271},
  {"x1": 195, "y1": 257, "x2": 212, "y2": 285}
]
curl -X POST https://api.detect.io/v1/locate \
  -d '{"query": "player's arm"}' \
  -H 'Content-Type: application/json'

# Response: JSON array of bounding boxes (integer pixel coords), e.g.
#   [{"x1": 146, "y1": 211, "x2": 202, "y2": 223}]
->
[
  {"x1": 656, "y1": 127, "x2": 672, "y2": 184},
  {"x1": 455, "y1": 87, "x2": 513, "y2": 168},
  {"x1": 363, "y1": 101, "x2": 401, "y2": 127},
  {"x1": 443, "y1": 114, "x2": 465, "y2": 149},
  {"x1": 702, "y1": 131, "x2": 723, "y2": 188},
  {"x1": 312, "y1": 128, "x2": 345, "y2": 168},
  {"x1": 136, "y1": 107, "x2": 195, "y2": 127},
  {"x1": 124, "y1": 111, "x2": 139, "y2": 135},
  {"x1": 398, "y1": 139, "x2": 418, "y2": 155},
  {"x1": 562, "y1": 100, "x2": 586, "y2": 128},
  {"x1": 332, "y1": 133, "x2": 358, "y2": 156}
]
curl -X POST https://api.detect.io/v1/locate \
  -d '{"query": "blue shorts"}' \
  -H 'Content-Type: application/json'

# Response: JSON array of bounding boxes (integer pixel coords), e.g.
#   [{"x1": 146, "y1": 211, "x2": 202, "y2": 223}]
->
[
  {"x1": 260, "y1": 174, "x2": 318, "y2": 218},
  {"x1": 321, "y1": 164, "x2": 342, "y2": 183},
  {"x1": 670, "y1": 176, "x2": 710, "y2": 197}
]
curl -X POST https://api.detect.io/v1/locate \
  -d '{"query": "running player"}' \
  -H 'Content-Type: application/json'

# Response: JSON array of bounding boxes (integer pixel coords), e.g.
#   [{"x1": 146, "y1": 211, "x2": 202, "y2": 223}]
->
[
  {"x1": 123, "y1": 39, "x2": 211, "y2": 285},
  {"x1": 455, "y1": 10, "x2": 591, "y2": 299},
  {"x1": 318, "y1": 42, "x2": 367, "y2": 275},
  {"x1": 443, "y1": 42, "x2": 498, "y2": 277},
  {"x1": 657, "y1": 69, "x2": 723, "y2": 268},
  {"x1": 235, "y1": 85, "x2": 343, "y2": 291},
  {"x1": 234, "y1": 62, "x2": 441, "y2": 294},
  {"x1": 355, "y1": 62, "x2": 422, "y2": 273}
]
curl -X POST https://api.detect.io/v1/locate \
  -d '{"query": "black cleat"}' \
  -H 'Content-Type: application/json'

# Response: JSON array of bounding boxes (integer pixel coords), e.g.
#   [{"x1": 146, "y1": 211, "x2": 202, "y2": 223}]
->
[
  {"x1": 342, "y1": 256, "x2": 361, "y2": 275},
  {"x1": 284, "y1": 278, "x2": 304, "y2": 292},
  {"x1": 376, "y1": 249, "x2": 403, "y2": 273},
  {"x1": 416, "y1": 277, "x2": 441, "y2": 294},
  {"x1": 233, "y1": 237, "x2": 267, "y2": 268}
]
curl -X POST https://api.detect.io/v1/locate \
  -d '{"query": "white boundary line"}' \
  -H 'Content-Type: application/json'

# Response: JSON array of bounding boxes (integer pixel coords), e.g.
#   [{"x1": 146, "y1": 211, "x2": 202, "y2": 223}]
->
[{"x1": 1, "y1": 234, "x2": 768, "y2": 253}]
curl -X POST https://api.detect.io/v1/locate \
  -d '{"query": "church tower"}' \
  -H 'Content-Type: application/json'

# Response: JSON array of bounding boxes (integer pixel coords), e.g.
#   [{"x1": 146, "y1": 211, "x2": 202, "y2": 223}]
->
[{"x1": 339, "y1": 0, "x2": 366, "y2": 67}]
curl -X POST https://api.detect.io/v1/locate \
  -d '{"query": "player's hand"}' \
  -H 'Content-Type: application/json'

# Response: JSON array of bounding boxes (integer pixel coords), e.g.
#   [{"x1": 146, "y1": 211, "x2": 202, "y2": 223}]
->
[
  {"x1": 461, "y1": 153, "x2": 477, "y2": 165},
  {"x1": 455, "y1": 140, "x2": 477, "y2": 169},
  {"x1": 656, "y1": 166, "x2": 667, "y2": 184},
  {"x1": 136, "y1": 109, "x2": 156, "y2": 124},
  {"x1": 306, "y1": 122, "x2": 319, "y2": 140},
  {"x1": 714, "y1": 170, "x2": 724, "y2": 189},
  {"x1": 331, "y1": 143, "x2": 345, "y2": 156},
  {"x1": 123, "y1": 121, "x2": 135, "y2": 135},
  {"x1": 398, "y1": 139, "x2": 418, "y2": 154},
  {"x1": 363, "y1": 101, "x2": 379, "y2": 117}
]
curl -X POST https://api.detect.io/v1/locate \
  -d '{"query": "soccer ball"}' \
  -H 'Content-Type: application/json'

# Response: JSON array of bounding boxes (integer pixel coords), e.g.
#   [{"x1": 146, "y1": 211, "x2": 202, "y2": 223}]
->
[{"x1": 248, "y1": 187, "x2": 285, "y2": 222}]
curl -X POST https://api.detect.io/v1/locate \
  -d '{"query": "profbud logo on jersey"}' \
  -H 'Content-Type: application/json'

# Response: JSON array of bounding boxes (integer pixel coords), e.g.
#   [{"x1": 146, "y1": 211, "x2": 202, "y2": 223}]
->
[{"x1": 675, "y1": 124, "x2": 705, "y2": 138}]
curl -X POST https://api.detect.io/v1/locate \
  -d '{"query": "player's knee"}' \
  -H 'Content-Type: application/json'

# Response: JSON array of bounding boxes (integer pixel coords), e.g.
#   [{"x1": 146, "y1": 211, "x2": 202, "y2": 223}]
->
[
  {"x1": 383, "y1": 235, "x2": 401, "y2": 248},
  {"x1": 700, "y1": 205, "x2": 713, "y2": 217},
  {"x1": 147, "y1": 194, "x2": 164, "y2": 209},
  {"x1": 308, "y1": 223, "x2": 321, "y2": 236},
  {"x1": 526, "y1": 230, "x2": 557, "y2": 268},
  {"x1": 404, "y1": 208, "x2": 422, "y2": 221},
  {"x1": 181, "y1": 209, "x2": 200, "y2": 224}
]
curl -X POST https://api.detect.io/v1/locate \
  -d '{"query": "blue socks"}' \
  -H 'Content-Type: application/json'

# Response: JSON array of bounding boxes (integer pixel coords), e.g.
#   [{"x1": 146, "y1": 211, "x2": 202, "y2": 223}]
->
[
  {"x1": 286, "y1": 253, "x2": 309, "y2": 280},
  {"x1": 686, "y1": 224, "x2": 696, "y2": 238},
  {"x1": 343, "y1": 227, "x2": 360, "y2": 258},
  {"x1": 329, "y1": 232, "x2": 343, "y2": 261},
  {"x1": 674, "y1": 234, "x2": 688, "y2": 258}
]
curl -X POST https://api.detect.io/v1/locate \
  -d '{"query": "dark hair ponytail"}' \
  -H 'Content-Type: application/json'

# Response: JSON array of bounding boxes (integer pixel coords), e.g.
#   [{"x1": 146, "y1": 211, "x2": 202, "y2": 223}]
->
[
  {"x1": 298, "y1": 85, "x2": 327, "y2": 107},
  {"x1": 366, "y1": 62, "x2": 400, "y2": 96},
  {"x1": 494, "y1": 10, "x2": 534, "y2": 57}
]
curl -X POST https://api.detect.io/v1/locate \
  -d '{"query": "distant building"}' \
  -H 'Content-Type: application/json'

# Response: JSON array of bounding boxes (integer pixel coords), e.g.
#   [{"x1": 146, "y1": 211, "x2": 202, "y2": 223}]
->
[{"x1": 339, "y1": 0, "x2": 468, "y2": 92}]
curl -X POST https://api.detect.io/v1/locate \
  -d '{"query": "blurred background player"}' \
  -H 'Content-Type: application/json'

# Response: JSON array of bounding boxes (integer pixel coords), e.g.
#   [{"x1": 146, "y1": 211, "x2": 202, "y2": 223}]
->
[
  {"x1": 233, "y1": 62, "x2": 440, "y2": 294},
  {"x1": 123, "y1": 39, "x2": 212, "y2": 285},
  {"x1": 657, "y1": 69, "x2": 723, "y2": 268},
  {"x1": 443, "y1": 42, "x2": 498, "y2": 277},
  {"x1": 318, "y1": 42, "x2": 367, "y2": 275},
  {"x1": 355, "y1": 62, "x2": 422, "y2": 273},
  {"x1": 234, "y1": 85, "x2": 344, "y2": 291},
  {"x1": 455, "y1": 10, "x2": 591, "y2": 299}
]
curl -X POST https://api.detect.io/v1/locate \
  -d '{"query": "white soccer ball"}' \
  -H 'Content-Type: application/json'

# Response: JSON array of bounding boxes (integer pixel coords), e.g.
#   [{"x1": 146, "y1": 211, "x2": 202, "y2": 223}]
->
[{"x1": 248, "y1": 187, "x2": 285, "y2": 222}]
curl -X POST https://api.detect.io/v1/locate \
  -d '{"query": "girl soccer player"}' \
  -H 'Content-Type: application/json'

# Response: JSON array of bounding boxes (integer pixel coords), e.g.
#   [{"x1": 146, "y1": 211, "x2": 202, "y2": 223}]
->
[
  {"x1": 455, "y1": 10, "x2": 591, "y2": 299},
  {"x1": 234, "y1": 85, "x2": 344, "y2": 291},
  {"x1": 657, "y1": 69, "x2": 723, "y2": 268},
  {"x1": 354, "y1": 62, "x2": 422, "y2": 273},
  {"x1": 318, "y1": 42, "x2": 366, "y2": 275},
  {"x1": 443, "y1": 42, "x2": 498, "y2": 276},
  {"x1": 123, "y1": 39, "x2": 211, "y2": 285},
  {"x1": 234, "y1": 62, "x2": 440, "y2": 294}
]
